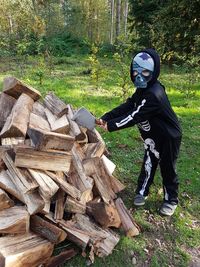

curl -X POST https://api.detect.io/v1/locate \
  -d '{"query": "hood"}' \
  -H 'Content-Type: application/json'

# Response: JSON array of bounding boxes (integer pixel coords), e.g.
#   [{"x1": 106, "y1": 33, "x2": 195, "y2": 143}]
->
[{"x1": 130, "y1": 48, "x2": 160, "y2": 88}]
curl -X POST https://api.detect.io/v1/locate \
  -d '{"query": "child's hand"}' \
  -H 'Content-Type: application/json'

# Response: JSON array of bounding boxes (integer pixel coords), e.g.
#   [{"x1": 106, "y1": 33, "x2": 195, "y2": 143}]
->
[{"x1": 96, "y1": 119, "x2": 108, "y2": 131}]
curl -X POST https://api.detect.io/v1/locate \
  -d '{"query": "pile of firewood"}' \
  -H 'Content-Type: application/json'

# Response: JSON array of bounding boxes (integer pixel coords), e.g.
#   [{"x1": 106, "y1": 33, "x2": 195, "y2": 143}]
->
[{"x1": 0, "y1": 77, "x2": 139, "y2": 267}]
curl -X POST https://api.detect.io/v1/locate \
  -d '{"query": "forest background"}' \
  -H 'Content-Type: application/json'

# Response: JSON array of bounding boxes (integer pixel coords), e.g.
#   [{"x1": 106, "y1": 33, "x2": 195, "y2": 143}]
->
[{"x1": 0, "y1": 1, "x2": 200, "y2": 267}]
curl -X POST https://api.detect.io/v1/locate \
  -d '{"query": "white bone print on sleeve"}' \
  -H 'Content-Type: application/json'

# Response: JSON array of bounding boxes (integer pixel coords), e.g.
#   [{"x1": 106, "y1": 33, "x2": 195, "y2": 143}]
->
[{"x1": 116, "y1": 99, "x2": 146, "y2": 128}]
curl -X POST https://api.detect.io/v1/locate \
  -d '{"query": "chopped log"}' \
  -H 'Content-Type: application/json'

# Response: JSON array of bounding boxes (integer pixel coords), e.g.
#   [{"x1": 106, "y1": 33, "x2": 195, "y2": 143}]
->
[
  {"x1": 1, "y1": 137, "x2": 25, "y2": 147},
  {"x1": 43, "y1": 92, "x2": 68, "y2": 117},
  {"x1": 86, "y1": 202, "x2": 121, "y2": 228},
  {"x1": 0, "y1": 93, "x2": 16, "y2": 129},
  {"x1": 0, "y1": 206, "x2": 29, "y2": 234},
  {"x1": 101, "y1": 155, "x2": 126, "y2": 193},
  {"x1": 83, "y1": 157, "x2": 116, "y2": 204},
  {"x1": 14, "y1": 147, "x2": 72, "y2": 172},
  {"x1": 44, "y1": 107, "x2": 57, "y2": 128},
  {"x1": 67, "y1": 104, "x2": 82, "y2": 140},
  {"x1": 54, "y1": 189, "x2": 65, "y2": 220},
  {"x1": 41, "y1": 198, "x2": 51, "y2": 215},
  {"x1": 0, "y1": 93, "x2": 34, "y2": 138},
  {"x1": 30, "y1": 215, "x2": 67, "y2": 244},
  {"x1": 101, "y1": 155, "x2": 116, "y2": 175},
  {"x1": 32, "y1": 101, "x2": 47, "y2": 119},
  {"x1": 71, "y1": 143, "x2": 93, "y2": 192},
  {"x1": 59, "y1": 220, "x2": 90, "y2": 250},
  {"x1": 0, "y1": 188, "x2": 14, "y2": 211},
  {"x1": 3, "y1": 151, "x2": 38, "y2": 193},
  {"x1": 3, "y1": 76, "x2": 41, "y2": 100},
  {"x1": 0, "y1": 170, "x2": 44, "y2": 215},
  {"x1": 27, "y1": 128, "x2": 74, "y2": 151},
  {"x1": 115, "y1": 198, "x2": 140, "y2": 237},
  {"x1": 72, "y1": 214, "x2": 120, "y2": 257},
  {"x1": 44, "y1": 248, "x2": 77, "y2": 267},
  {"x1": 65, "y1": 196, "x2": 86, "y2": 214},
  {"x1": 28, "y1": 169, "x2": 59, "y2": 199},
  {"x1": 29, "y1": 113, "x2": 50, "y2": 131},
  {"x1": 0, "y1": 170, "x2": 24, "y2": 202},
  {"x1": 83, "y1": 141, "x2": 105, "y2": 158},
  {"x1": 52, "y1": 115, "x2": 70, "y2": 134},
  {"x1": 0, "y1": 232, "x2": 54, "y2": 267},
  {"x1": 46, "y1": 171, "x2": 81, "y2": 200}
]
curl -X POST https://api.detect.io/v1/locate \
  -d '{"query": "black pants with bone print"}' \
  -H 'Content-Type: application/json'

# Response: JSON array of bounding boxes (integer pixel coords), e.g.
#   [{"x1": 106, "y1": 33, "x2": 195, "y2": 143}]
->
[{"x1": 135, "y1": 136, "x2": 181, "y2": 204}]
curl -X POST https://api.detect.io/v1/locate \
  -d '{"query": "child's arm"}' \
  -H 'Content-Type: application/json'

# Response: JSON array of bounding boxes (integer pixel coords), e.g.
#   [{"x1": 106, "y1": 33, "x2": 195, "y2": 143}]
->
[{"x1": 106, "y1": 93, "x2": 160, "y2": 132}]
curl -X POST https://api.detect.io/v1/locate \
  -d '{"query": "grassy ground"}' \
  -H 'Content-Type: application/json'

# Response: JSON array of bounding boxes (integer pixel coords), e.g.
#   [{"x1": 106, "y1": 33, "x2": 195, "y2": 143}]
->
[{"x1": 0, "y1": 54, "x2": 199, "y2": 267}]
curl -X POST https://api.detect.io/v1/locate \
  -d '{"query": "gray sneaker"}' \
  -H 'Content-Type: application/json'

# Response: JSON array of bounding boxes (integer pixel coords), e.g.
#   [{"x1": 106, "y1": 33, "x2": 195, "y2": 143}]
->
[
  {"x1": 160, "y1": 202, "x2": 177, "y2": 216},
  {"x1": 134, "y1": 194, "x2": 147, "y2": 206}
]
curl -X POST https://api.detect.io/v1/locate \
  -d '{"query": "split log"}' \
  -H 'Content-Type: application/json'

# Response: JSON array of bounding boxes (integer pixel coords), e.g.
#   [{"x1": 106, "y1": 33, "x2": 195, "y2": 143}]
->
[
  {"x1": 3, "y1": 151, "x2": 38, "y2": 193},
  {"x1": 72, "y1": 214, "x2": 120, "y2": 257},
  {"x1": 54, "y1": 189, "x2": 65, "y2": 220},
  {"x1": 0, "y1": 232, "x2": 54, "y2": 267},
  {"x1": 0, "y1": 170, "x2": 44, "y2": 215},
  {"x1": 101, "y1": 155, "x2": 116, "y2": 175},
  {"x1": 66, "y1": 104, "x2": 86, "y2": 141},
  {"x1": 27, "y1": 128, "x2": 74, "y2": 151},
  {"x1": 0, "y1": 93, "x2": 16, "y2": 129},
  {"x1": 3, "y1": 76, "x2": 41, "y2": 100},
  {"x1": 0, "y1": 93, "x2": 34, "y2": 138},
  {"x1": 46, "y1": 171, "x2": 81, "y2": 200},
  {"x1": 0, "y1": 206, "x2": 29, "y2": 234},
  {"x1": 86, "y1": 202, "x2": 121, "y2": 228},
  {"x1": 83, "y1": 141, "x2": 105, "y2": 158},
  {"x1": 44, "y1": 248, "x2": 77, "y2": 267},
  {"x1": 65, "y1": 196, "x2": 86, "y2": 214},
  {"x1": 43, "y1": 92, "x2": 68, "y2": 117},
  {"x1": 83, "y1": 157, "x2": 116, "y2": 204},
  {"x1": 30, "y1": 215, "x2": 67, "y2": 244},
  {"x1": 32, "y1": 101, "x2": 47, "y2": 119},
  {"x1": 52, "y1": 115, "x2": 70, "y2": 134},
  {"x1": 115, "y1": 198, "x2": 140, "y2": 237},
  {"x1": 101, "y1": 155, "x2": 125, "y2": 193},
  {"x1": 28, "y1": 169, "x2": 59, "y2": 199},
  {"x1": 1, "y1": 137, "x2": 25, "y2": 147},
  {"x1": 29, "y1": 113, "x2": 50, "y2": 131},
  {"x1": 59, "y1": 220, "x2": 90, "y2": 250},
  {"x1": 14, "y1": 147, "x2": 72, "y2": 172},
  {"x1": 71, "y1": 143, "x2": 93, "y2": 192},
  {"x1": 0, "y1": 188, "x2": 14, "y2": 211}
]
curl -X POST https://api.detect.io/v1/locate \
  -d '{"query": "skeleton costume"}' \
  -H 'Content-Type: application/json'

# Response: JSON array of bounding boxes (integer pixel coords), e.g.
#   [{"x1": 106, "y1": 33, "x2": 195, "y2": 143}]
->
[{"x1": 101, "y1": 48, "x2": 182, "y2": 204}]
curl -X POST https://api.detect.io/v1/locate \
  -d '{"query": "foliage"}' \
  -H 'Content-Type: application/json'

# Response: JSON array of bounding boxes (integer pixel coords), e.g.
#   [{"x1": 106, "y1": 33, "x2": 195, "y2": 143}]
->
[{"x1": 88, "y1": 44, "x2": 105, "y2": 89}]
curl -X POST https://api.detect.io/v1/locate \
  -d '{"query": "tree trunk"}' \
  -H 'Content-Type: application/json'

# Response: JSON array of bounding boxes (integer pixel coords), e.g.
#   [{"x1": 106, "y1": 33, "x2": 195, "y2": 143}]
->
[
  {"x1": 116, "y1": 0, "x2": 121, "y2": 41},
  {"x1": 110, "y1": 0, "x2": 115, "y2": 44}
]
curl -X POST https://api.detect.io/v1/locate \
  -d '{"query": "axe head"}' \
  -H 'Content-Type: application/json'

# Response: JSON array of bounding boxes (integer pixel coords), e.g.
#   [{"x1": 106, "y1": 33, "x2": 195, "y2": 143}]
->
[{"x1": 72, "y1": 107, "x2": 96, "y2": 130}]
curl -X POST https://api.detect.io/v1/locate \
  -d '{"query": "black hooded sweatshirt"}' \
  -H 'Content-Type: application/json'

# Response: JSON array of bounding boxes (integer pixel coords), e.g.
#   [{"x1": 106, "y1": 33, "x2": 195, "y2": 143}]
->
[{"x1": 101, "y1": 48, "x2": 182, "y2": 141}]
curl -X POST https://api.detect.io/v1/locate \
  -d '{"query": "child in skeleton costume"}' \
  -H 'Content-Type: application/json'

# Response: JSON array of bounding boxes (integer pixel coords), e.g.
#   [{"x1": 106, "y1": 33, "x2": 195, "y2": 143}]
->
[{"x1": 99, "y1": 48, "x2": 182, "y2": 216}]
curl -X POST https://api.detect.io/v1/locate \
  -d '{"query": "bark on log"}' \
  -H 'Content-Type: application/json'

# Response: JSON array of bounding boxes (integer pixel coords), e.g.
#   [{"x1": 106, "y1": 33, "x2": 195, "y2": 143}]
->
[
  {"x1": 27, "y1": 128, "x2": 74, "y2": 152},
  {"x1": 43, "y1": 92, "x2": 68, "y2": 117},
  {"x1": 0, "y1": 93, "x2": 16, "y2": 130},
  {"x1": 3, "y1": 76, "x2": 41, "y2": 100},
  {"x1": 115, "y1": 198, "x2": 140, "y2": 237},
  {"x1": 30, "y1": 215, "x2": 67, "y2": 244}
]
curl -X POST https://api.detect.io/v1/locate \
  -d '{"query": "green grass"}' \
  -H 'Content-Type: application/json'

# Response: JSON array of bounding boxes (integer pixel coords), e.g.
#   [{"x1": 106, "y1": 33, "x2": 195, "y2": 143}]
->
[{"x1": 0, "y1": 54, "x2": 200, "y2": 267}]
